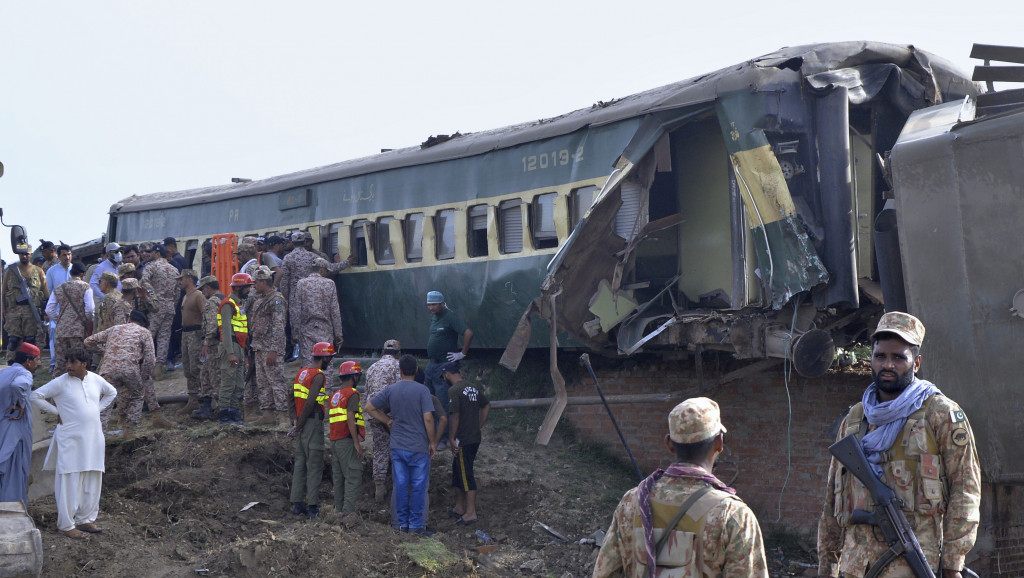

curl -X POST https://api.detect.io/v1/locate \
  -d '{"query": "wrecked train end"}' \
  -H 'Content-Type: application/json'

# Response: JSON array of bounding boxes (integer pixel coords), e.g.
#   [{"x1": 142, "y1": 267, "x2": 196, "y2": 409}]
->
[{"x1": 502, "y1": 42, "x2": 976, "y2": 378}]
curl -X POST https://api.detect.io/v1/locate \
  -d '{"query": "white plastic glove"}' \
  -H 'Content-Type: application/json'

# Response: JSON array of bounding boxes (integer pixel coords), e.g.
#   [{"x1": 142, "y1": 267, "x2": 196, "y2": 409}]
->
[{"x1": 446, "y1": 351, "x2": 465, "y2": 362}]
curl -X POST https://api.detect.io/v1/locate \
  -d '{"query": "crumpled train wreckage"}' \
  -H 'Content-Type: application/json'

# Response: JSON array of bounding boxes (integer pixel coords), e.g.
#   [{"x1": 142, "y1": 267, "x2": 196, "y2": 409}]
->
[{"x1": 500, "y1": 43, "x2": 976, "y2": 403}]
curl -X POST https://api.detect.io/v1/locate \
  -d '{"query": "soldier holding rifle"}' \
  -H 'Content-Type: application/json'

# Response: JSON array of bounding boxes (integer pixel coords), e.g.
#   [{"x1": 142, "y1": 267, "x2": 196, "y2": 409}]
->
[{"x1": 817, "y1": 312, "x2": 981, "y2": 577}]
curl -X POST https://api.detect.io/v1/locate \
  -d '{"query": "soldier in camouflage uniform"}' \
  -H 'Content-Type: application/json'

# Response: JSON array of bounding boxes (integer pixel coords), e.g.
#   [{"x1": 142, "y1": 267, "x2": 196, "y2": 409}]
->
[
  {"x1": 817, "y1": 312, "x2": 980, "y2": 578},
  {"x1": 114, "y1": 277, "x2": 167, "y2": 425},
  {"x1": 364, "y1": 339, "x2": 402, "y2": 501},
  {"x1": 84, "y1": 309, "x2": 156, "y2": 435},
  {"x1": 290, "y1": 257, "x2": 343, "y2": 367},
  {"x1": 118, "y1": 262, "x2": 138, "y2": 282},
  {"x1": 44, "y1": 263, "x2": 93, "y2": 377},
  {"x1": 2, "y1": 250, "x2": 49, "y2": 363},
  {"x1": 94, "y1": 272, "x2": 125, "y2": 333},
  {"x1": 247, "y1": 266, "x2": 290, "y2": 427},
  {"x1": 275, "y1": 231, "x2": 351, "y2": 349},
  {"x1": 140, "y1": 244, "x2": 179, "y2": 380},
  {"x1": 594, "y1": 397, "x2": 768, "y2": 577},
  {"x1": 193, "y1": 275, "x2": 223, "y2": 420}
]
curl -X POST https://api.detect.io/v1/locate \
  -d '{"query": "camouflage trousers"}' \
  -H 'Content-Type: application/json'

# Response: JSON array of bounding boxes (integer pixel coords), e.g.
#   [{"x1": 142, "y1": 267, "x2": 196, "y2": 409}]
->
[
  {"x1": 149, "y1": 308, "x2": 174, "y2": 366},
  {"x1": 254, "y1": 350, "x2": 290, "y2": 411},
  {"x1": 219, "y1": 340, "x2": 245, "y2": 409},
  {"x1": 144, "y1": 373, "x2": 160, "y2": 411},
  {"x1": 4, "y1": 307, "x2": 40, "y2": 360},
  {"x1": 199, "y1": 341, "x2": 220, "y2": 399},
  {"x1": 368, "y1": 420, "x2": 391, "y2": 482},
  {"x1": 101, "y1": 370, "x2": 144, "y2": 427},
  {"x1": 53, "y1": 335, "x2": 85, "y2": 377},
  {"x1": 297, "y1": 330, "x2": 333, "y2": 368},
  {"x1": 181, "y1": 331, "x2": 203, "y2": 397}
]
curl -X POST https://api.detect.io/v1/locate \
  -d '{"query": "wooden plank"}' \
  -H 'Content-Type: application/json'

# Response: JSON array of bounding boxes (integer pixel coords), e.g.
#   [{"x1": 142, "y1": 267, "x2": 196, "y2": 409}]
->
[
  {"x1": 971, "y1": 44, "x2": 1024, "y2": 64},
  {"x1": 535, "y1": 293, "x2": 567, "y2": 445},
  {"x1": 972, "y1": 65, "x2": 1024, "y2": 83}
]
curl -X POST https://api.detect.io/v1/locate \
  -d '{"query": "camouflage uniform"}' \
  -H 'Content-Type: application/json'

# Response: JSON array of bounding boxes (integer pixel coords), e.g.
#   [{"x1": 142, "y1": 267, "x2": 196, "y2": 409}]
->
[
  {"x1": 365, "y1": 354, "x2": 401, "y2": 482},
  {"x1": 2, "y1": 263, "x2": 48, "y2": 358},
  {"x1": 817, "y1": 394, "x2": 981, "y2": 577},
  {"x1": 179, "y1": 287, "x2": 207, "y2": 401},
  {"x1": 95, "y1": 290, "x2": 125, "y2": 333},
  {"x1": 277, "y1": 247, "x2": 348, "y2": 339},
  {"x1": 140, "y1": 257, "x2": 179, "y2": 365},
  {"x1": 594, "y1": 467, "x2": 768, "y2": 577},
  {"x1": 290, "y1": 274, "x2": 343, "y2": 367},
  {"x1": 116, "y1": 291, "x2": 161, "y2": 413},
  {"x1": 85, "y1": 322, "x2": 155, "y2": 427},
  {"x1": 41, "y1": 255, "x2": 60, "y2": 272},
  {"x1": 247, "y1": 287, "x2": 289, "y2": 412},
  {"x1": 49, "y1": 278, "x2": 92, "y2": 377},
  {"x1": 200, "y1": 291, "x2": 225, "y2": 400}
]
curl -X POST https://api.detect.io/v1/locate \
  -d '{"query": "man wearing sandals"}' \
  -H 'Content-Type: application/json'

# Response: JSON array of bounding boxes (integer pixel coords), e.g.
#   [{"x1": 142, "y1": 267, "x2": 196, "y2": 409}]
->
[
  {"x1": 593, "y1": 397, "x2": 768, "y2": 577},
  {"x1": 30, "y1": 347, "x2": 117, "y2": 540}
]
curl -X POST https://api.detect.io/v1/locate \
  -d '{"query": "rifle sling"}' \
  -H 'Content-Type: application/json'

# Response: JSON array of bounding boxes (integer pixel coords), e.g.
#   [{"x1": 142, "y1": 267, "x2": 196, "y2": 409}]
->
[
  {"x1": 654, "y1": 485, "x2": 714, "y2": 558},
  {"x1": 10, "y1": 265, "x2": 42, "y2": 324}
]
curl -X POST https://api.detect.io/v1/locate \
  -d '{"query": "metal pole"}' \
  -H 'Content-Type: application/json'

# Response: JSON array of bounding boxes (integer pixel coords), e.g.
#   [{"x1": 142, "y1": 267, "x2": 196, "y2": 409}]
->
[{"x1": 580, "y1": 353, "x2": 644, "y2": 482}]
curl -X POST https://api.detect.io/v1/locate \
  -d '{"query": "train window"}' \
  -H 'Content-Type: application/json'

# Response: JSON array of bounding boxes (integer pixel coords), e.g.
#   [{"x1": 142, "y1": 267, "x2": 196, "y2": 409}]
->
[
  {"x1": 467, "y1": 204, "x2": 489, "y2": 258},
  {"x1": 570, "y1": 185, "x2": 599, "y2": 230},
  {"x1": 376, "y1": 216, "x2": 395, "y2": 265},
  {"x1": 328, "y1": 223, "x2": 343, "y2": 261},
  {"x1": 499, "y1": 199, "x2": 523, "y2": 254},
  {"x1": 530, "y1": 192, "x2": 558, "y2": 249},
  {"x1": 185, "y1": 240, "x2": 198, "y2": 270},
  {"x1": 435, "y1": 209, "x2": 456, "y2": 260},
  {"x1": 351, "y1": 219, "x2": 371, "y2": 266},
  {"x1": 405, "y1": 213, "x2": 424, "y2": 262}
]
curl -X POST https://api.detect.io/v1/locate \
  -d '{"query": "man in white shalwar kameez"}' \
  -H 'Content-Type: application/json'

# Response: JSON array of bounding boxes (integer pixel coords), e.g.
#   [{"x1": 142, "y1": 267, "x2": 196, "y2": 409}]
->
[{"x1": 31, "y1": 347, "x2": 116, "y2": 540}]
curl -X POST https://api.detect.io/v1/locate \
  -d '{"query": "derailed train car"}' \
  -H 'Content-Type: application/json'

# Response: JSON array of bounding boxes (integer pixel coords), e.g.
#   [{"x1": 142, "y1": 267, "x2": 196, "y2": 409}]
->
[
  {"x1": 107, "y1": 42, "x2": 975, "y2": 363},
  {"x1": 501, "y1": 42, "x2": 977, "y2": 377}
]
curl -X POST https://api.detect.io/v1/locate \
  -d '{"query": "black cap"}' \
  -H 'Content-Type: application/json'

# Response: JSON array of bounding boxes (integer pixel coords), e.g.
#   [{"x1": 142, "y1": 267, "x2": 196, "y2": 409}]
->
[
  {"x1": 130, "y1": 309, "x2": 149, "y2": 328},
  {"x1": 266, "y1": 235, "x2": 285, "y2": 246},
  {"x1": 439, "y1": 360, "x2": 461, "y2": 374},
  {"x1": 70, "y1": 262, "x2": 87, "y2": 276},
  {"x1": 39, "y1": 240, "x2": 55, "y2": 250},
  {"x1": 162, "y1": 237, "x2": 177, "y2": 246}
]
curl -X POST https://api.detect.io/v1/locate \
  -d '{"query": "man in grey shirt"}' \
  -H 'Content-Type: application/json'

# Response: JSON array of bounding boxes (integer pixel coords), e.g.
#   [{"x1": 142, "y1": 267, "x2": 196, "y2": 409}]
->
[{"x1": 365, "y1": 354, "x2": 436, "y2": 535}]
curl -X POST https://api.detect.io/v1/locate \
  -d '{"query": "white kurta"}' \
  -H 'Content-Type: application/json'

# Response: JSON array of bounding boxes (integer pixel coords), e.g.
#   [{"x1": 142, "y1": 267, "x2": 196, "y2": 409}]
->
[{"x1": 31, "y1": 372, "x2": 116, "y2": 474}]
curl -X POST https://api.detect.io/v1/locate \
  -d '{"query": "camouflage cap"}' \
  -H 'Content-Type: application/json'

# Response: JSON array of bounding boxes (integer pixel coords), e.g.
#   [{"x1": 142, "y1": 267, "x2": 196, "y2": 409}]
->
[
  {"x1": 669, "y1": 397, "x2": 727, "y2": 444},
  {"x1": 197, "y1": 275, "x2": 218, "y2": 289},
  {"x1": 177, "y1": 269, "x2": 198, "y2": 280},
  {"x1": 383, "y1": 339, "x2": 401, "y2": 351},
  {"x1": 121, "y1": 278, "x2": 141, "y2": 290},
  {"x1": 117, "y1": 263, "x2": 136, "y2": 275},
  {"x1": 312, "y1": 257, "x2": 330, "y2": 270},
  {"x1": 242, "y1": 235, "x2": 258, "y2": 245},
  {"x1": 290, "y1": 231, "x2": 306, "y2": 242},
  {"x1": 233, "y1": 242, "x2": 256, "y2": 255},
  {"x1": 872, "y1": 311, "x2": 925, "y2": 347},
  {"x1": 99, "y1": 271, "x2": 119, "y2": 286},
  {"x1": 251, "y1": 265, "x2": 273, "y2": 281}
]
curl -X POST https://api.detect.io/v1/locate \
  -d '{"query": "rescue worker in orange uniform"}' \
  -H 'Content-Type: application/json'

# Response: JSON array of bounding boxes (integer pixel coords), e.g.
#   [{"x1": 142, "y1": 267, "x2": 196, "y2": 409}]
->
[
  {"x1": 328, "y1": 360, "x2": 365, "y2": 514},
  {"x1": 217, "y1": 273, "x2": 252, "y2": 426},
  {"x1": 288, "y1": 341, "x2": 332, "y2": 519}
]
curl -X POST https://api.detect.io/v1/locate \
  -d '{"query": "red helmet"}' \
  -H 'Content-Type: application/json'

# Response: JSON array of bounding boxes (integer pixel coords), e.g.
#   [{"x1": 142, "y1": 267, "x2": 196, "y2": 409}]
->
[
  {"x1": 338, "y1": 361, "x2": 362, "y2": 377},
  {"x1": 312, "y1": 342, "x2": 335, "y2": 357},
  {"x1": 230, "y1": 273, "x2": 253, "y2": 287}
]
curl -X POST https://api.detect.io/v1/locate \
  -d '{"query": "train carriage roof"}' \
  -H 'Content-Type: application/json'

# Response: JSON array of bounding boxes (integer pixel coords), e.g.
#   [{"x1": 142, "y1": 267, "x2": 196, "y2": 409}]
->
[{"x1": 110, "y1": 41, "x2": 974, "y2": 215}]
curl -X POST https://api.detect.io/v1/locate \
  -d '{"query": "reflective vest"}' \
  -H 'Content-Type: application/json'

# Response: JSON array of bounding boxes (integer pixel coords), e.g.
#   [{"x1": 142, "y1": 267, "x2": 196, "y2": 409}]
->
[
  {"x1": 216, "y1": 295, "x2": 247, "y2": 348},
  {"x1": 328, "y1": 386, "x2": 365, "y2": 441},
  {"x1": 293, "y1": 367, "x2": 327, "y2": 417}
]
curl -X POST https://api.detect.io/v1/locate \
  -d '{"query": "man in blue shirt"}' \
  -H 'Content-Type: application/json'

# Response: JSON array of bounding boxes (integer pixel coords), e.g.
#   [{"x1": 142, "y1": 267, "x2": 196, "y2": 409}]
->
[
  {"x1": 88, "y1": 243, "x2": 122, "y2": 302},
  {"x1": 44, "y1": 244, "x2": 74, "y2": 372}
]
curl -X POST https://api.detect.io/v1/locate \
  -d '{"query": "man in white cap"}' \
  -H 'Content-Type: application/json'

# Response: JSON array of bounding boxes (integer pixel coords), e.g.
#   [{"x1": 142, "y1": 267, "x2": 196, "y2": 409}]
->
[
  {"x1": 88, "y1": 242, "x2": 122, "y2": 302},
  {"x1": 594, "y1": 397, "x2": 768, "y2": 577},
  {"x1": 817, "y1": 312, "x2": 980, "y2": 578}
]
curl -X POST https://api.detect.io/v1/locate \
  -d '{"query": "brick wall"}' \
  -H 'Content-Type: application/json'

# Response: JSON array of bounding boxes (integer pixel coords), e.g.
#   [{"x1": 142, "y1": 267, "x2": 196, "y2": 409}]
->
[{"x1": 562, "y1": 357, "x2": 864, "y2": 537}]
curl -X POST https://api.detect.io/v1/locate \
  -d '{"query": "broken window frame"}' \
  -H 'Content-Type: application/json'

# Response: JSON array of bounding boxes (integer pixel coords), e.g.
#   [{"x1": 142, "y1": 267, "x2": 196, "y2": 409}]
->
[
  {"x1": 435, "y1": 208, "x2": 456, "y2": 260},
  {"x1": 404, "y1": 212, "x2": 424, "y2": 262},
  {"x1": 569, "y1": 185, "x2": 599, "y2": 231},
  {"x1": 375, "y1": 216, "x2": 395, "y2": 265}
]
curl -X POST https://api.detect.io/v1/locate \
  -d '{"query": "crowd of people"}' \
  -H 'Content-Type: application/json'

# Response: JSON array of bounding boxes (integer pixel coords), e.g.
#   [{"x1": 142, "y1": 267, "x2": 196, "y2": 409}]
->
[{"x1": 0, "y1": 234, "x2": 492, "y2": 541}]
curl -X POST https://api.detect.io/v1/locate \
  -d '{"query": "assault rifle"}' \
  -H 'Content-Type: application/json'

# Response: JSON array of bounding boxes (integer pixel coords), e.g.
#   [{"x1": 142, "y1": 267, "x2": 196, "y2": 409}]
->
[
  {"x1": 9, "y1": 263, "x2": 42, "y2": 326},
  {"x1": 829, "y1": 434, "x2": 935, "y2": 578}
]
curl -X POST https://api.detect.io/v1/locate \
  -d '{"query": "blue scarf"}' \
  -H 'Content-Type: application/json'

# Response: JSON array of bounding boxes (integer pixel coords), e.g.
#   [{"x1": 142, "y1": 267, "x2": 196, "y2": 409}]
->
[{"x1": 860, "y1": 378, "x2": 939, "y2": 477}]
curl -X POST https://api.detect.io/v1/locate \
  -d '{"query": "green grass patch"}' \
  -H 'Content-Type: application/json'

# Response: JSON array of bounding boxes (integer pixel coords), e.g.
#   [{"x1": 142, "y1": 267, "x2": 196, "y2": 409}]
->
[{"x1": 398, "y1": 537, "x2": 459, "y2": 573}]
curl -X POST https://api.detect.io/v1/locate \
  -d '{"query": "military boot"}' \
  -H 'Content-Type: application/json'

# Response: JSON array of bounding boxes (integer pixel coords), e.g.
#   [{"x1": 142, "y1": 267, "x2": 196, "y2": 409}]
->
[
  {"x1": 255, "y1": 409, "x2": 277, "y2": 426},
  {"x1": 178, "y1": 395, "x2": 200, "y2": 416},
  {"x1": 230, "y1": 408, "x2": 247, "y2": 426},
  {"x1": 218, "y1": 408, "x2": 234, "y2": 424},
  {"x1": 149, "y1": 411, "x2": 174, "y2": 429},
  {"x1": 243, "y1": 403, "x2": 258, "y2": 422},
  {"x1": 191, "y1": 397, "x2": 213, "y2": 420}
]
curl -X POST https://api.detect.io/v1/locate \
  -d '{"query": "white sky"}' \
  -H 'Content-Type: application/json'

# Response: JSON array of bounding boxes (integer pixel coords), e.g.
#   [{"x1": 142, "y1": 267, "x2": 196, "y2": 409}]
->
[{"x1": 1, "y1": 1, "x2": 1017, "y2": 250}]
